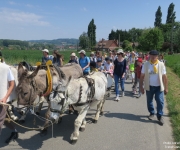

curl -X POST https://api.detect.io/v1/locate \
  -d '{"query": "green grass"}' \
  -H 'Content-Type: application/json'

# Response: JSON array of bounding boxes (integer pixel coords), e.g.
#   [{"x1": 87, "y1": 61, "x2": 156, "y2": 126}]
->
[
  {"x1": 165, "y1": 54, "x2": 180, "y2": 77},
  {"x1": 1, "y1": 49, "x2": 91, "y2": 65},
  {"x1": 166, "y1": 67, "x2": 180, "y2": 145}
]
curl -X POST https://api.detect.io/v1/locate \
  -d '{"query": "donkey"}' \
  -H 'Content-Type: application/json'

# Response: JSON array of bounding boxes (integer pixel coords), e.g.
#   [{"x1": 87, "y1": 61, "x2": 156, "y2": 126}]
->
[
  {"x1": 16, "y1": 63, "x2": 83, "y2": 122},
  {"x1": 44, "y1": 72, "x2": 107, "y2": 144}
]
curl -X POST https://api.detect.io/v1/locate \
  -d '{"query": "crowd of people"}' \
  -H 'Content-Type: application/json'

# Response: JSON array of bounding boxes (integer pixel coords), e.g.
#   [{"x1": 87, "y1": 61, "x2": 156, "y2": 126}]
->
[{"x1": 0, "y1": 48, "x2": 168, "y2": 144}]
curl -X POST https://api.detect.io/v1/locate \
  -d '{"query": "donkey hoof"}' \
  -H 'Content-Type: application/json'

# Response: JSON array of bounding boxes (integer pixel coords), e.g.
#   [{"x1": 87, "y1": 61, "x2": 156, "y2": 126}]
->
[
  {"x1": 71, "y1": 140, "x2": 77, "y2": 145},
  {"x1": 100, "y1": 111, "x2": 104, "y2": 116},
  {"x1": 36, "y1": 112, "x2": 40, "y2": 115},
  {"x1": 79, "y1": 127, "x2": 85, "y2": 132},
  {"x1": 93, "y1": 120, "x2": 98, "y2": 124},
  {"x1": 40, "y1": 130, "x2": 47, "y2": 136},
  {"x1": 19, "y1": 120, "x2": 25, "y2": 124}
]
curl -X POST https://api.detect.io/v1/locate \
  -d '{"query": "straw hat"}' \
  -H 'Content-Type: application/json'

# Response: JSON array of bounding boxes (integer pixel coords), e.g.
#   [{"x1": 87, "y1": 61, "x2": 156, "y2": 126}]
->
[{"x1": 71, "y1": 53, "x2": 76, "y2": 57}]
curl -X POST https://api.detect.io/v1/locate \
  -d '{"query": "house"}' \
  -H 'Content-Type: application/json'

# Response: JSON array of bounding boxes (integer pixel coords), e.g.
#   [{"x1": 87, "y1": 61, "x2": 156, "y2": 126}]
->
[{"x1": 95, "y1": 39, "x2": 119, "y2": 51}]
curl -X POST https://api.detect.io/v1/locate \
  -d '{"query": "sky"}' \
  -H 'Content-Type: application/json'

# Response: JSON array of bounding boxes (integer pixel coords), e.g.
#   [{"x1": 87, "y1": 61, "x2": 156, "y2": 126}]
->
[{"x1": 0, "y1": 0, "x2": 180, "y2": 41}]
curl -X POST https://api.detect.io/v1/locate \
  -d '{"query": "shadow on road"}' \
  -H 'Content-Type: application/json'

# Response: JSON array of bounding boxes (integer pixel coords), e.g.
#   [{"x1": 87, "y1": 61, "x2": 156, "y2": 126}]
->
[{"x1": 104, "y1": 112, "x2": 159, "y2": 124}]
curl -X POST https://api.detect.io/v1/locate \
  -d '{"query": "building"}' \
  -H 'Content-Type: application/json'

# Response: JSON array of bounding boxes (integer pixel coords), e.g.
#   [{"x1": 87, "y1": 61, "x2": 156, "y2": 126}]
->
[{"x1": 95, "y1": 39, "x2": 119, "y2": 51}]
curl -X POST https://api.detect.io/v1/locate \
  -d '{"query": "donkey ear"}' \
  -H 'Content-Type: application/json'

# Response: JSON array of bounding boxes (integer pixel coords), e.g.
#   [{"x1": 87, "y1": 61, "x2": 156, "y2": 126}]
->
[
  {"x1": 18, "y1": 63, "x2": 25, "y2": 79},
  {"x1": 28, "y1": 66, "x2": 40, "y2": 79}
]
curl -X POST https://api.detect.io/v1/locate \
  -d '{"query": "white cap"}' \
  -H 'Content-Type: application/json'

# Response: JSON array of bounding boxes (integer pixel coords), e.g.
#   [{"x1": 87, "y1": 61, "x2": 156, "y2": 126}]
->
[
  {"x1": 78, "y1": 50, "x2": 86, "y2": 55},
  {"x1": 71, "y1": 53, "x2": 76, "y2": 57},
  {"x1": 42, "y1": 49, "x2": 49, "y2": 53},
  {"x1": 117, "y1": 49, "x2": 124, "y2": 54}
]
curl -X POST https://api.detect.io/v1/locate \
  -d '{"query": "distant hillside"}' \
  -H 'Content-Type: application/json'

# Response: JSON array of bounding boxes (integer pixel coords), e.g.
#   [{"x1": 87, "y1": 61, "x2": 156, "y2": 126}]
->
[{"x1": 28, "y1": 38, "x2": 79, "y2": 46}]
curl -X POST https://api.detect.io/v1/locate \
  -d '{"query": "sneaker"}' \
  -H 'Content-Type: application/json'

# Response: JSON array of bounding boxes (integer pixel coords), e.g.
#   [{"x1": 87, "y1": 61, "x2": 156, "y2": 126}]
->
[
  {"x1": 158, "y1": 116, "x2": 164, "y2": 125},
  {"x1": 115, "y1": 96, "x2": 120, "y2": 101},
  {"x1": 136, "y1": 93, "x2": 141, "y2": 98},
  {"x1": 148, "y1": 114, "x2": 154, "y2": 120},
  {"x1": 5, "y1": 132, "x2": 18, "y2": 144},
  {"x1": 122, "y1": 92, "x2": 125, "y2": 97}
]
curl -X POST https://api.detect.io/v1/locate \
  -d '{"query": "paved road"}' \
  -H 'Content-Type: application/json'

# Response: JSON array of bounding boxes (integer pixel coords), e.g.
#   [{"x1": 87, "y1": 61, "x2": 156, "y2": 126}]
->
[{"x1": 0, "y1": 79, "x2": 174, "y2": 150}]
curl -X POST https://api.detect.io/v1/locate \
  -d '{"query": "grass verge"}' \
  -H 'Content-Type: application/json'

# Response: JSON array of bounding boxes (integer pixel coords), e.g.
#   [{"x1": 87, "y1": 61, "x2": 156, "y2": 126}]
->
[{"x1": 166, "y1": 67, "x2": 180, "y2": 144}]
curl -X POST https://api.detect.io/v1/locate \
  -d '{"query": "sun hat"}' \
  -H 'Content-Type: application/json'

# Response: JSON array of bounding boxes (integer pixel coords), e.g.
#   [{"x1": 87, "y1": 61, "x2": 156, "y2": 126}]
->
[
  {"x1": 42, "y1": 49, "x2": 49, "y2": 53},
  {"x1": 91, "y1": 52, "x2": 95, "y2": 55},
  {"x1": 78, "y1": 50, "x2": 86, "y2": 55},
  {"x1": 149, "y1": 50, "x2": 159, "y2": 55},
  {"x1": 117, "y1": 49, "x2": 124, "y2": 54},
  {"x1": 71, "y1": 53, "x2": 76, "y2": 57},
  {"x1": 131, "y1": 51, "x2": 135, "y2": 55}
]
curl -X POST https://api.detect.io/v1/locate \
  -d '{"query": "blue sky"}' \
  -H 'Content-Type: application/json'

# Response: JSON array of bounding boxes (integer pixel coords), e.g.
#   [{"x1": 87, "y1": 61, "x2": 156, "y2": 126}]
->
[{"x1": 0, "y1": 0, "x2": 180, "y2": 41}]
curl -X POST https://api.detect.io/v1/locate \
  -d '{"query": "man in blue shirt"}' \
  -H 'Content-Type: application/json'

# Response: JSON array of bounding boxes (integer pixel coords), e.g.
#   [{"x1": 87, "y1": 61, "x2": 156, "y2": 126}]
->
[
  {"x1": 78, "y1": 50, "x2": 90, "y2": 75},
  {"x1": 42, "y1": 49, "x2": 53, "y2": 63}
]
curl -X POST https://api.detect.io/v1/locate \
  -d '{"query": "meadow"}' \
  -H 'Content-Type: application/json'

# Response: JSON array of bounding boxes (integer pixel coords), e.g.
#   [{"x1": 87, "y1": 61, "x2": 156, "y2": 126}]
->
[
  {"x1": 1, "y1": 49, "x2": 91, "y2": 65},
  {"x1": 165, "y1": 54, "x2": 180, "y2": 144}
]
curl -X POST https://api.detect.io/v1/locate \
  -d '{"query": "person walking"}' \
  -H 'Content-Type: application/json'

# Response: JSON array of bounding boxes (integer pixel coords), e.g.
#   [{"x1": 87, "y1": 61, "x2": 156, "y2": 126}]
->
[
  {"x1": 69, "y1": 53, "x2": 78, "y2": 64},
  {"x1": 78, "y1": 50, "x2": 90, "y2": 75},
  {"x1": 139, "y1": 50, "x2": 168, "y2": 125},
  {"x1": 113, "y1": 49, "x2": 127, "y2": 101},
  {"x1": 52, "y1": 50, "x2": 63, "y2": 67},
  {"x1": 0, "y1": 62, "x2": 18, "y2": 144},
  {"x1": 41, "y1": 49, "x2": 53, "y2": 63}
]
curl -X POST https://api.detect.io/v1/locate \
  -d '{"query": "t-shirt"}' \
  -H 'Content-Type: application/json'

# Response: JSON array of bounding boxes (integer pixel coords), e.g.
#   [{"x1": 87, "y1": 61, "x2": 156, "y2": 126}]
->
[
  {"x1": 79, "y1": 56, "x2": 90, "y2": 73},
  {"x1": 69, "y1": 59, "x2": 78, "y2": 64},
  {"x1": 104, "y1": 62, "x2": 113, "y2": 71},
  {"x1": 0, "y1": 63, "x2": 15, "y2": 102},
  {"x1": 113, "y1": 59, "x2": 127, "y2": 77},
  {"x1": 42, "y1": 55, "x2": 53, "y2": 63},
  {"x1": 141, "y1": 62, "x2": 166, "y2": 86}
]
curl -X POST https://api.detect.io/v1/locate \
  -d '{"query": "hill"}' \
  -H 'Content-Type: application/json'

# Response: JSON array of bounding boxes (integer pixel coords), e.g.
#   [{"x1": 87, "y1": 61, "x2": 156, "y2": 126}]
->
[{"x1": 28, "y1": 38, "x2": 79, "y2": 46}]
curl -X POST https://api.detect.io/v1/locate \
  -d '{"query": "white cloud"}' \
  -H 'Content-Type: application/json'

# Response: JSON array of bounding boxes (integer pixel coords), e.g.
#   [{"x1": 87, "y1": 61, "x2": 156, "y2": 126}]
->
[
  {"x1": 0, "y1": 8, "x2": 50, "y2": 26},
  {"x1": 82, "y1": 7, "x2": 87, "y2": 11},
  {"x1": 9, "y1": 1, "x2": 16, "y2": 5}
]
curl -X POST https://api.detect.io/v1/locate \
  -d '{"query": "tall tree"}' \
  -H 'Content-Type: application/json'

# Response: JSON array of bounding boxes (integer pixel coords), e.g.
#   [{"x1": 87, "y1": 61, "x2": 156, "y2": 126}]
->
[
  {"x1": 166, "y1": 3, "x2": 176, "y2": 24},
  {"x1": 87, "y1": 19, "x2": 96, "y2": 48},
  {"x1": 108, "y1": 30, "x2": 116, "y2": 40},
  {"x1": 79, "y1": 32, "x2": 89, "y2": 49},
  {"x1": 154, "y1": 6, "x2": 162, "y2": 27}
]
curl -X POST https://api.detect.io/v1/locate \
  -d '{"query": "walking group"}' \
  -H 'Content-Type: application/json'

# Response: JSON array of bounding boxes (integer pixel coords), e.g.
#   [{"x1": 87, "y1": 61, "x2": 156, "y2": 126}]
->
[{"x1": 0, "y1": 48, "x2": 168, "y2": 144}]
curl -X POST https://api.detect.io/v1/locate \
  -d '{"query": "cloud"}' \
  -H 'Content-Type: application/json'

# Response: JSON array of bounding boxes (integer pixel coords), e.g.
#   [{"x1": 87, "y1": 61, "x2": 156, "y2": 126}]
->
[
  {"x1": 82, "y1": 7, "x2": 87, "y2": 11},
  {"x1": 0, "y1": 8, "x2": 50, "y2": 26},
  {"x1": 25, "y1": 4, "x2": 34, "y2": 8},
  {"x1": 9, "y1": 1, "x2": 16, "y2": 5}
]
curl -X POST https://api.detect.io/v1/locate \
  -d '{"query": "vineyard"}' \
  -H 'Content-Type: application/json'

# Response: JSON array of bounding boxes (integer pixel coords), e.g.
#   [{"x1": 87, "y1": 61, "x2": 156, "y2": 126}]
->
[{"x1": 1, "y1": 49, "x2": 91, "y2": 65}]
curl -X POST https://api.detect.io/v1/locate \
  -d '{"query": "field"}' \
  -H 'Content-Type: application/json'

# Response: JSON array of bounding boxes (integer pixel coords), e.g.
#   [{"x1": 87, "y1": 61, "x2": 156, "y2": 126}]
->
[
  {"x1": 165, "y1": 54, "x2": 180, "y2": 77},
  {"x1": 165, "y1": 55, "x2": 180, "y2": 144},
  {"x1": 1, "y1": 49, "x2": 91, "y2": 65}
]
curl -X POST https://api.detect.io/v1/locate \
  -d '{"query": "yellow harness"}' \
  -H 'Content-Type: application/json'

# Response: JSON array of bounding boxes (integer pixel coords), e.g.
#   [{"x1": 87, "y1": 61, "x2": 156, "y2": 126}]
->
[{"x1": 36, "y1": 60, "x2": 53, "y2": 97}]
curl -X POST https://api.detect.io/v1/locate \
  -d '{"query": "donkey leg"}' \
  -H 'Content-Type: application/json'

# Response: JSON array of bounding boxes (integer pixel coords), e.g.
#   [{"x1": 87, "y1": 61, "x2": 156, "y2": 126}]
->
[
  {"x1": 70, "y1": 106, "x2": 89, "y2": 144},
  {"x1": 100, "y1": 98, "x2": 106, "y2": 116},
  {"x1": 36, "y1": 102, "x2": 43, "y2": 115},
  {"x1": 94, "y1": 100, "x2": 103, "y2": 123},
  {"x1": 80, "y1": 118, "x2": 86, "y2": 132},
  {"x1": 19, "y1": 108, "x2": 29, "y2": 124}
]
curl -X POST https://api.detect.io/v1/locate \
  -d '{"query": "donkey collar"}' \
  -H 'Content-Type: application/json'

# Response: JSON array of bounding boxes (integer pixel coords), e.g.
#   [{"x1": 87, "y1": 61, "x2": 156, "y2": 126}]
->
[{"x1": 36, "y1": 60, "x2": 53, "y2": 97}]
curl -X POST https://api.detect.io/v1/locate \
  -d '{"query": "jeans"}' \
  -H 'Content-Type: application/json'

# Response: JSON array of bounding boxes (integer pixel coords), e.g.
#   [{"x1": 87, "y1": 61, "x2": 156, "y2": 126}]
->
[
  {"x1": 114, "y1": 74, "x2": 125, "y2": 96},
  {"x1": 146, "y1": 86, "x2": 164, "y2": 118}
]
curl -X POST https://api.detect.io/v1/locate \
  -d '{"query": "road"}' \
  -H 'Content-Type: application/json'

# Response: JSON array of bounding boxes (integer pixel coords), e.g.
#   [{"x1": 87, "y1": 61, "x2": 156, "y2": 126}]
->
[{"x1": 0, "y1": 79, "x2": 174, "y2": 150}]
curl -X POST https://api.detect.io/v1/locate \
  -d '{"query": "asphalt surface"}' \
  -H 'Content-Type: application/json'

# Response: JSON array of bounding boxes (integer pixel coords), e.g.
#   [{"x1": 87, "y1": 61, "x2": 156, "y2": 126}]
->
[{"x1": 0, "y1": 79, "x2": 174, "y2": 150}]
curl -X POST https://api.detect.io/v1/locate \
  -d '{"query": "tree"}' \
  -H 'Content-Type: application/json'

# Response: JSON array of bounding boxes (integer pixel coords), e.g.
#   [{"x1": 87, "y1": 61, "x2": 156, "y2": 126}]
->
[
  {"x1": 108, "y1": 30, "x2": 116, "y2": 40},
  {"x1": 166, "y1": 3, "x2": 176, "y2": 24},
  {"x1": 79, "y1": 32, "x2": 89, "y2": 49},
  {"x1": 138, "y1": 28, "x2": 164, "y2": 51},
  {"x1": 87, "y1": 19, "x2": 96, "y2": 48},
  {"x1": 122, "y1": 40, "x2": 133, "y2": 51},
  {"x1": 154, "y1": 6, "x2": 162, "y2": 27}
]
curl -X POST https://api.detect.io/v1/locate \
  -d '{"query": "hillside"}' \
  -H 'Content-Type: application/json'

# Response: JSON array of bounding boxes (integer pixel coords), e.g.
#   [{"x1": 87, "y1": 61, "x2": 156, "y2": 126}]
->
[{"x1": 28, "y1": 38, "x2": 79, "y2": 46}]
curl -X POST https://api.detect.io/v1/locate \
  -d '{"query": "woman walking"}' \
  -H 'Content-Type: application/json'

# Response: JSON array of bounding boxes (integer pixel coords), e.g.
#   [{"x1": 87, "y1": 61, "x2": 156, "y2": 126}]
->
[
  {"x1": 113, "y1": 49, "x2": 127, "y2": 101},
  {"x1": 52, "y1": 50, "x2": 63, "y2": 67}
]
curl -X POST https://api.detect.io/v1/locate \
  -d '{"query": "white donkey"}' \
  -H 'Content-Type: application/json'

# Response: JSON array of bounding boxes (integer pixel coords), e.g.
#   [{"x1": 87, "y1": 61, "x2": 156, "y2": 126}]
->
[{"x1": 44, "y1": 72, "x2": 107, "y2": 144}]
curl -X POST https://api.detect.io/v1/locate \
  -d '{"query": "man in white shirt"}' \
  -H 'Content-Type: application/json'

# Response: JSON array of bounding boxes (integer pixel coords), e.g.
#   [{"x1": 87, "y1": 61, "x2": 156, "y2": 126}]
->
[
  {"x1": 139, "y1": 50, "x2": 168, "y2": 125},
  {"x1": 0, "y1": 62, "x2": 18, "y2": 144}
]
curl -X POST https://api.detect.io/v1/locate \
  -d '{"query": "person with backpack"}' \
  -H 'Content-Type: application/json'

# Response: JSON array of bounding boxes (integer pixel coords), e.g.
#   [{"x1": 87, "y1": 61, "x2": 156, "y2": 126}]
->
[
  {"x1": 78, "y1": 50, "x2": 90, "y2": 75},
  {"x1": 41, "y1": 49, "x2": 53, "y2": 63}
]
